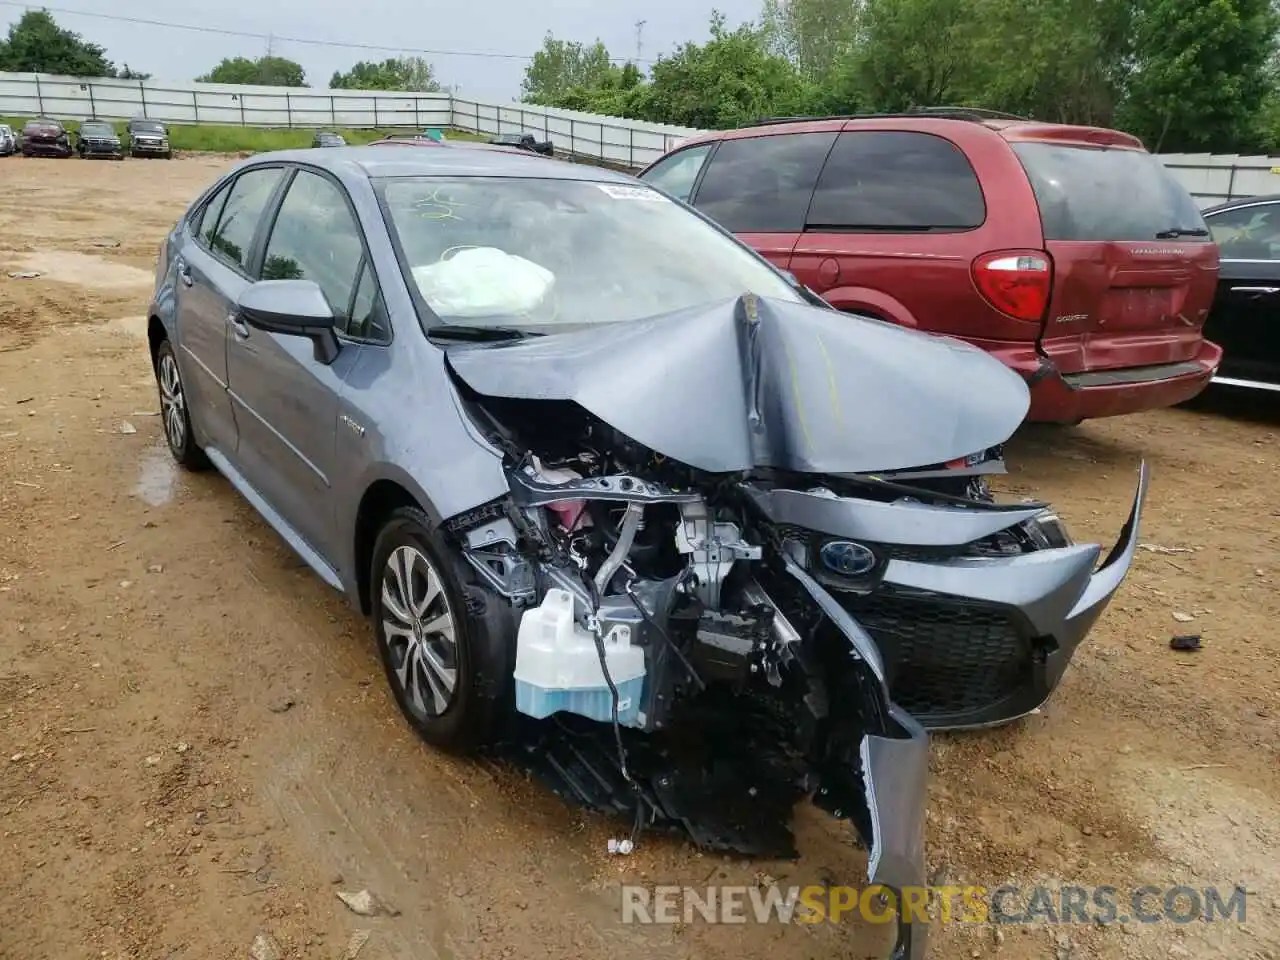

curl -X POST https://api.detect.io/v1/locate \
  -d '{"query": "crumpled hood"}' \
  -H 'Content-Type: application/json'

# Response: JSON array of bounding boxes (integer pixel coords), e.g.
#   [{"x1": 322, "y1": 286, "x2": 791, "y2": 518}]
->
[{"x1": 444, "y1": 294, "x2": 1030, "y2": 474}]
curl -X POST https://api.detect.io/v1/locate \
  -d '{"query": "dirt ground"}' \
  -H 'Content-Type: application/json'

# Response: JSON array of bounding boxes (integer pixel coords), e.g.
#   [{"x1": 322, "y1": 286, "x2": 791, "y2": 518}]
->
[{"x1": 0, "y1": 155, "x2": 1277, "y2": 960}]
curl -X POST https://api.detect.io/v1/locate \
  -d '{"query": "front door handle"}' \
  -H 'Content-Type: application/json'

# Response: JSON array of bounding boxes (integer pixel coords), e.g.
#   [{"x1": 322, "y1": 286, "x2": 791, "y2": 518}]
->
[
  {"x1": 230, "y1": 313, "x2": 250, "y2": 339},
  {"x1": 176, "y1": 258, "x2": 193, "y2": 287}
]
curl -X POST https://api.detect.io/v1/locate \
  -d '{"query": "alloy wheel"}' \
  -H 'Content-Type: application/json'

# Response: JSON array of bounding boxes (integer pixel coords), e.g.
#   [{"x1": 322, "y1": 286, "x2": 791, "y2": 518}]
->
[
  {"x1": 381, "y1": 545, "x2": 458, "y2": 718},
  {"x1": 158, "y1": 351, "x2": 186, "y2": 453}
]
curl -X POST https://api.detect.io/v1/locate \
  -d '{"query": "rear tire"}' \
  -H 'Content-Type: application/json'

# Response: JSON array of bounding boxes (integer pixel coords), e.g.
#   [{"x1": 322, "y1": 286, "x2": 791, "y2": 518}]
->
[
  {"x1": 370, "y1": 508, "x2": 514, "y2": 754},
  {"x1": 154, "y1": 338, "x2": 210, "y2": 471}
]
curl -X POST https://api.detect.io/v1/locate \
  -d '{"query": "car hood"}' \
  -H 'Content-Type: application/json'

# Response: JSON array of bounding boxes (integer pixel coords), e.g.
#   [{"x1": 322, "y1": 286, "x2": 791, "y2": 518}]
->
[{"x1": 443, "y1": 293, "x2": 1030, "y2": 474}]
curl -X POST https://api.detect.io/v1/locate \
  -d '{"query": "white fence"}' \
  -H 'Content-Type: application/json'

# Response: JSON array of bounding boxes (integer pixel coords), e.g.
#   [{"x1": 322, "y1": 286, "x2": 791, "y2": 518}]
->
[
  {"x1": 2, "y1": 70, "x2": 1280, "y2": 195},
  {"x1": 0, "y1": 71, "x2": 700, "y2": 169}
]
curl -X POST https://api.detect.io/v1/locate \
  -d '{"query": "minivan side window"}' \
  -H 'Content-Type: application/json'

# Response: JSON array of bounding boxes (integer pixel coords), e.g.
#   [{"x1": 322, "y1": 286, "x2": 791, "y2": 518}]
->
[
  {"x1": 806, "y1": 131, "x2": 986, "y2": 232},
  {"x1": 641, "y1": 144, "x2": 714, "y2": 202},
  {"x1": 691, "y1": 132, "x2": 837, "y2": 233}
]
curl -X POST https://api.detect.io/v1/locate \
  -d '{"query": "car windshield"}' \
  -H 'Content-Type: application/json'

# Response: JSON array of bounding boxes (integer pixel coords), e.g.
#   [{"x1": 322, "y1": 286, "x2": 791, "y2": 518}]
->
[
  {"x1": 377, "y1": 176, "x2": 801, "y2": 330},
  {"x1": 82, "y1": 123, "x2": 113, "y2": 136},
  {"x1": 26, "y1": 120, "x2": 57, "y2": 132},
  {"x1": 133, "y1": 122, "x2": 164, "y2": 134}
]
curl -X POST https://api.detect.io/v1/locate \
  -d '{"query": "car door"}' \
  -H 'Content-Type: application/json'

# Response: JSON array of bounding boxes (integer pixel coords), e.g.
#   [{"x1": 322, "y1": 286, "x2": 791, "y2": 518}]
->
[
  {"x1": 225, "y1": 166, "x2": 380, "y2": 563},
  {"x1": 1204, "y1": 200, "x2": 1280, "y2": 389},
  {"x1": 684, "y1": 131, "x2": 836, "y2": 270},
  {"x1": 173, "y1": 166, "x2": 287, "y2": 455}
]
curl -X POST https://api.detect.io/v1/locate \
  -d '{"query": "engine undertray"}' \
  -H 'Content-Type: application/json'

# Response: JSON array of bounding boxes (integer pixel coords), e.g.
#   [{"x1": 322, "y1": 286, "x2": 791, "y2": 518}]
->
[{"x1": 485, "y1": 702, "x2": 829, "y2": 859}]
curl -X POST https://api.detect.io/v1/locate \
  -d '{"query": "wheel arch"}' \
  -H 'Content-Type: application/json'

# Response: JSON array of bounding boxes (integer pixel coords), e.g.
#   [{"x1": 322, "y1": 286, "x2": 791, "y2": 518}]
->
[
  {"x1": 352, "y1": 474, "x2": 443, "y2": 615},
  {"x1": 147, "y1": 315, "x2": 168, "y2": 371}
]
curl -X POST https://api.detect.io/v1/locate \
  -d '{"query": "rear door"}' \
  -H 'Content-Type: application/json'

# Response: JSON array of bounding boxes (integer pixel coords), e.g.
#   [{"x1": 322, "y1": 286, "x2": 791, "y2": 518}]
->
[
  {"x1": 1203, "y1": 200, "x2": 1280, "y2": 389},
  {"x1": 1010, "y1": 140, "x2": 1218, "y2": 373},
  {"x1": 685, "y1": 131, "x2": 836, "y2": 270}
]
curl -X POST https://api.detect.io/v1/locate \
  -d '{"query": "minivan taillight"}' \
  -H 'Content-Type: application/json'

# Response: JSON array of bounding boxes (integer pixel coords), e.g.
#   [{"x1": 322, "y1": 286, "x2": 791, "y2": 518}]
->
[{"x1": 972, "y1": 250, "x2": 1052, "y2": 323}]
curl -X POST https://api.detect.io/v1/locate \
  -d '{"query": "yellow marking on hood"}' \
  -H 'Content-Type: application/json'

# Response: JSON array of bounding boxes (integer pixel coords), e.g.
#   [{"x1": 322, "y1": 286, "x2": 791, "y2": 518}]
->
[
  {"x1": 780, "y1": 335, "x2": 813, "y2": 454},
  {"x1": 816, "y1": 334, "x2": 844, "y2": 434}
]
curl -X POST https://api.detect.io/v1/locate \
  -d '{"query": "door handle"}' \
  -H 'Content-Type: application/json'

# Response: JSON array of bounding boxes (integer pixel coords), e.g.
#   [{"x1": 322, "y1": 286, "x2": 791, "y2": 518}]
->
[
  {"x1": 229, "y1": 313, "x2": 250, "y2": 339},
  {"x1": 176, "y1": 258, "x2": 193, "y2": 287},
  {"x1": 1230, "y1": 286, "x2": 1280, "y2": 295}
]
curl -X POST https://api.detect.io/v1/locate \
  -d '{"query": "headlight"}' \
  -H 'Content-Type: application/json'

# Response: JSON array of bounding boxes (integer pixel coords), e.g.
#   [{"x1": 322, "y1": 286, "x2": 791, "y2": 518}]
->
[{"x1": 1024, "y1": 511, "x2": 1072, "y2": 549}]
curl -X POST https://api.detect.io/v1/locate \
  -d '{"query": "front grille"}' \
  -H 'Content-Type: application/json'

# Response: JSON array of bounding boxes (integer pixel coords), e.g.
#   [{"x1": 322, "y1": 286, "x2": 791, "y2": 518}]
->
[{"x1": 838, "y1": 592, "x2": 1032, "y2": 722}]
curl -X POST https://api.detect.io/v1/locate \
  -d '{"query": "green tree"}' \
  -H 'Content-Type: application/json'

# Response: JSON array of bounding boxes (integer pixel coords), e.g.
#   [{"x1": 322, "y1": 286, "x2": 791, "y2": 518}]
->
[
  {"x1": 0, "y1": 10, "x2": 114, "y2": 75},
  {"x1": 759, "y1": 0, "x2": 860, "y2": 85},
  {"x1": 116, "y1": 64, "x2": 151, "y2": 80},
  {"x1": 196, "y1": 56, "x2": 307, "y2": 87},
  {"x1": 520, "y1": 33, "x2": 617, "y2": 104},
  {"x1": 1118, "y1": 0, "x2": 1279, "y2": 152},
  {"x1": 629, "y1": 11, "x2": 807, "y2": 128},
  {"x1": 329, "y1": 56, "x2": 440, "y2": 91}
]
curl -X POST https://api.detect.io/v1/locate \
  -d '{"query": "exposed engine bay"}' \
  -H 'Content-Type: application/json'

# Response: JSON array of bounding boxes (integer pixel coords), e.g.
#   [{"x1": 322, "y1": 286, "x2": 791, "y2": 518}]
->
[{"x1": 436, "y1": 294, "x2": 1150, "y2": 960}]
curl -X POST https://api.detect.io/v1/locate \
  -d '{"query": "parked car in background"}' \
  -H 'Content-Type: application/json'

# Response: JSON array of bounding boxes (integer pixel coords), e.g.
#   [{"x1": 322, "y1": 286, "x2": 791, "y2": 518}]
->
[
  {"x1": 126, "y1": 118, "x2": 172, "y2": 159},
  {"x1": 312, "y1": 130, "x2": 347, "y2": 148},
  {"x1": 20, "y1": 117, "x2": 72, "y2": 158},
  {"x1": 489, "y1": 132, "x2": 554, "y2": 156},
  {"x1": 75, "y1": 119, "x2": 124, "y2": 160},
  {"x1": 1201, "y1": 194, "x2": 1280, "y2": 392},
  {"x1": 0, "y1": 123, "x2": 16, "y2": 156},
  {"x1": 638, "y1": 109, "x2": 1222, "y2": 423}
]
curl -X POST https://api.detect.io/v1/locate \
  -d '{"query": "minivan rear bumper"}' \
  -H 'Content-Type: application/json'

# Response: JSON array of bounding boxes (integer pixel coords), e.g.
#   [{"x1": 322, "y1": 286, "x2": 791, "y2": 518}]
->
[{"x1": 973, "y1": 339, "x2": 1222, "y2": 422}]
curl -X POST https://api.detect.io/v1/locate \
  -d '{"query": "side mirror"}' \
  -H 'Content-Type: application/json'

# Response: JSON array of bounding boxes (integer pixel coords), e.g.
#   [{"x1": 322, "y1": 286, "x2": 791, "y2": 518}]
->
[{"x1": 237, "y1": 279, "x2": 341, "y2": 365}]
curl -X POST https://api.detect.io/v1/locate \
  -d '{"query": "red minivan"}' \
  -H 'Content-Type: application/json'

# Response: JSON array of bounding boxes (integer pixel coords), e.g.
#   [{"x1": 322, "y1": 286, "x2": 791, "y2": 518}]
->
[{"x1": 637, "y1": 111, "x2": 1222, "y2": 423}]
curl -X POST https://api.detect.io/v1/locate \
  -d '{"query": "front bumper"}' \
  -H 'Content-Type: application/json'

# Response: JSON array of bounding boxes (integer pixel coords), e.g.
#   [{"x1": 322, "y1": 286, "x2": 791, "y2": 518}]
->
[
  {"x1": 23, "y1": 140, "x2": 71, "y2": 157},
  {"x1": 131, "y1": 140, "x2": 170, "y2": 155},
  {"x1": 81, "y1": 142, "x2": 123, "y2": 159},
  {"x1": 749, "y1": 461, "x2": 1148, "y2": 729}
]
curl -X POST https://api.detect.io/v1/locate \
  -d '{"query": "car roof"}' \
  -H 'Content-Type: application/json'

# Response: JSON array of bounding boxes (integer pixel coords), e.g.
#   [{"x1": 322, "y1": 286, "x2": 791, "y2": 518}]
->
[
  {"x1": 675, "y1": 114, "x2": 1145, "y2": 152},
  {"x1": 246, "y1": 143, "x2": 636, "y2": 183},
  {"x1": 1202, "y1": 194, "x2": 1280, "y2": 215}
]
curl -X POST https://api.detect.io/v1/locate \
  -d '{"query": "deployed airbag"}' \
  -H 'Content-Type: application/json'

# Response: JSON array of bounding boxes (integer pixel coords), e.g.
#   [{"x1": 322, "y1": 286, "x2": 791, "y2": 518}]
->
[{"x1": 412, "y1": 247, "x2": 554, "y2": 317}]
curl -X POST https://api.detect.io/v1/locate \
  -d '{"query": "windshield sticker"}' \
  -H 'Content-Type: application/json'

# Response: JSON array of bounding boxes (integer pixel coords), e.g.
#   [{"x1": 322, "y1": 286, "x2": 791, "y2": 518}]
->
[{"x1": 595, "y1": 183, "x2": 668, "y2": 202}]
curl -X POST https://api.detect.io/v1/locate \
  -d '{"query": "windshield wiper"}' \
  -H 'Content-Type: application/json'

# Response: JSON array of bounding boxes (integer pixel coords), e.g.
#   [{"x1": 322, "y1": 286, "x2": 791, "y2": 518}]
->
[
  {"x1": 426, "y1": 325, "x2": 543, "y2": 342},
  {"x1": 1153, "y1": 227, "x2": 1210, "y2": 239}
]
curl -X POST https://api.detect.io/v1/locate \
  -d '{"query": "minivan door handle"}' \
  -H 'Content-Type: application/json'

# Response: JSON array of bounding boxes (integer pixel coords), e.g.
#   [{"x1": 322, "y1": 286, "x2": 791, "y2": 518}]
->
[{"x1": 1229, "y1": 285, "x2": 1280, "y2": 295}]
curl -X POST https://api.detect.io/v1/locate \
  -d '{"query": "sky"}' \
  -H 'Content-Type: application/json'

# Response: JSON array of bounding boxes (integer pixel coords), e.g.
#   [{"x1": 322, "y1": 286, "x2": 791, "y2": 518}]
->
[{"x1": 0, "y1": 0, "x2": 763, "y2": 101}]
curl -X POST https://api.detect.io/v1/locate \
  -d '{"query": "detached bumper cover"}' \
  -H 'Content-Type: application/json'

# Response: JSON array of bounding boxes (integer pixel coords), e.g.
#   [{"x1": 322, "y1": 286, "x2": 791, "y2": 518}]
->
[{"x1": 751, "y1": 462, "x2": 1149, "y2": 728}]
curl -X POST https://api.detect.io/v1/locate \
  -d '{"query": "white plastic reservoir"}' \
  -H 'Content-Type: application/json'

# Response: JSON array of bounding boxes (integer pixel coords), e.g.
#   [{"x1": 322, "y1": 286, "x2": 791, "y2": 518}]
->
[{"x1": 514, "y1": 589, "x2": 646, "y2": 726}]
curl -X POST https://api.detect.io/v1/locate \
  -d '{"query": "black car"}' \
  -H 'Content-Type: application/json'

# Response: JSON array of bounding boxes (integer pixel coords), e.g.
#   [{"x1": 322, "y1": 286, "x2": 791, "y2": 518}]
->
[
  {"x1": 20, "y1": 117, "x2": 72, "y2": 158},
  {"x1": 1202, "y1": 194, "x2": 1280, "y2": 393},
  {"x1": 126, "y1": 118, "x2": 172, "y2": 159},
  {"x1": 75, "y1": 120, "x2": 124, "y2": 160},
  {"x1": 489, "y1": 132, "x2": 554, "y2": 156},
  {"x1": 311, "y1": 130, "x2": 347, "y2": 148}
]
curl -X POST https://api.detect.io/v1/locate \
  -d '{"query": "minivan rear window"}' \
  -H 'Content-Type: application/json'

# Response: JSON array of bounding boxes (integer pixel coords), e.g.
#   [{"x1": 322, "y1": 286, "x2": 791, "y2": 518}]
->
[{"x1": 1012, "y1": 142, "x2": 1208, "y2": 243}]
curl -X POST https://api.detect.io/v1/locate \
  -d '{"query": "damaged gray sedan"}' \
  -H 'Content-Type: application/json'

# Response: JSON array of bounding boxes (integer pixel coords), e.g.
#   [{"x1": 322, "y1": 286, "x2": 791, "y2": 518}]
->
[{"x1": 146, "y1": 145, "x2": 1148, "y2": 960}]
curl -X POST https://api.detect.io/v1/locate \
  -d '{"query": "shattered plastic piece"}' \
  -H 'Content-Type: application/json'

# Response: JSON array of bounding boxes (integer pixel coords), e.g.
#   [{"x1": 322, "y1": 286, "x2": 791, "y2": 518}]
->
[
  {"x1": 343, "y1": 930, "x2": 371, "y2": 960},
  {"x1": 607, "y1": 838, "x2": 635, "y2": 855},
  {"x1": 6, "y1": 271, "x2": 40, "y2": 279},
  {"x1": 118, "y1": 421, "x2": 137, "y2": 435},
  {"x1": 1172, "y1": 611, "x2": 1195, "y2": 623},
  {"x1": 336, "y1": 888, "x2": 399, "y2": 917},
  {"x1": 1170, "y1": 634, "x2": 1202, "y2": 652}
]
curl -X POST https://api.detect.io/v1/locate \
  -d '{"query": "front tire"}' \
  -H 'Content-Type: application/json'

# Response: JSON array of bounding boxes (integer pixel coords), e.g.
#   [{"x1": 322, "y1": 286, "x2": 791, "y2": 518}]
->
[
  {"x1": 370, "y1": 508, "x2": 513, "y2": 754},
  {"x1": 154, "y1": 339, "x2": 209, "y2": 470}
]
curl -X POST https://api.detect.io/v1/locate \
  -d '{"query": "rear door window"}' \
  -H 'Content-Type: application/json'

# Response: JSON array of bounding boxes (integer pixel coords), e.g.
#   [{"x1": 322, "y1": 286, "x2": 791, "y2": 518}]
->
[
  {"x1": 1206, "y1": 203, "x2": 1280, "y2": 260},
  {"x1": 691, "y1": 132, "x2": 836, "y2": 232},
  {"x1": 1012, "y1": 143, "x2": 1208, "y2": 242},
  {"x1": 640, "y1": 143, "x2": 714, "y2": 202},
  {"x1": 806, "y1": 131, "x2": 986, "y2": 231}
]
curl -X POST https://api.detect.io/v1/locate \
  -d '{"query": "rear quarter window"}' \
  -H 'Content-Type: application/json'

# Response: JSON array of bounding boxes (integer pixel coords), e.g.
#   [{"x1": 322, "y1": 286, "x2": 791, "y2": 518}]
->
[
  {"x1": 691, "y1": 131, "x2": 837, "y2": 232},
  {"x1": 806, "y1": 130, "x2": 986, "y2": 231},
  {"x1": 1012, "y1": 142, "x2": 1208, "y2": 242}
]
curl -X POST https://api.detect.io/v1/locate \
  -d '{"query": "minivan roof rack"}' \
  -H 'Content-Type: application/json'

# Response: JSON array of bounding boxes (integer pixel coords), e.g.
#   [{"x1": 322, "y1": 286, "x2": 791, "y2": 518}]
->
[{"x1": 747, "y1": 106, "x2": 1032, "y2": 127}]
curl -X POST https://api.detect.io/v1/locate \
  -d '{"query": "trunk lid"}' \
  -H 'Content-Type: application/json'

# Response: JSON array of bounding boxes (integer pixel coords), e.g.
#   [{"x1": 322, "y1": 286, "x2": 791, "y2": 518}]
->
[{"x1": 1011, "y1": 141, "x2": 1218, "y2": 374}]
